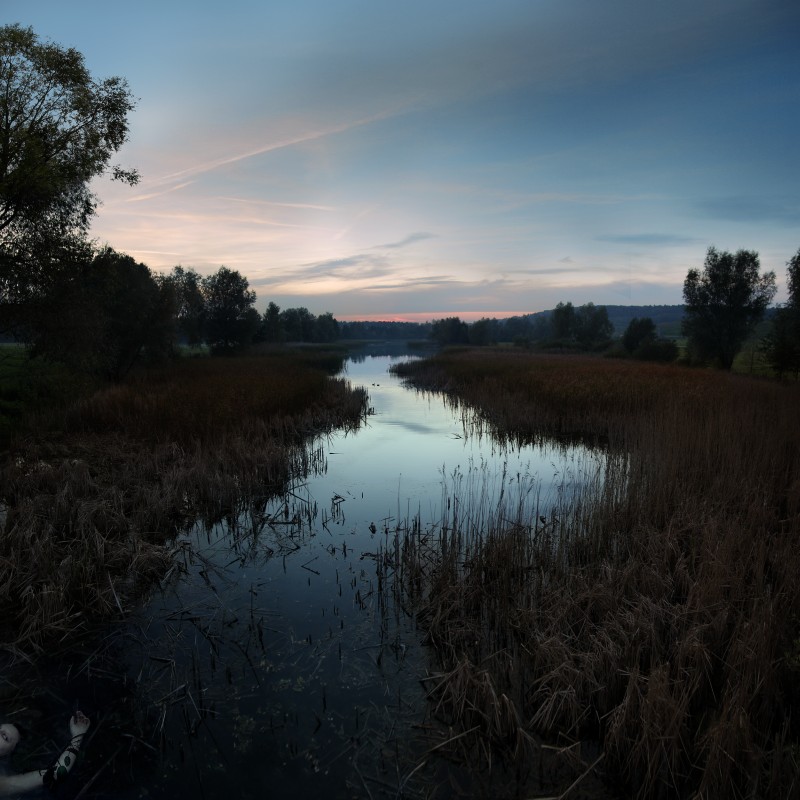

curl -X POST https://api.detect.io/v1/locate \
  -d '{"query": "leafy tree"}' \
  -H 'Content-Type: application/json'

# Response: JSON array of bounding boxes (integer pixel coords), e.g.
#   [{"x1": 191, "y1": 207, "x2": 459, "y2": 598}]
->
[
  {"x1": 761, "y1": 309, "x2": 799, "y2": 379},
  {"x1": 280, "y1": 307, "x2": 310, "y2": 342},
  {"x1": 550, "y1": 302, "x2": 576, "y2": 340},
  {"x1": 314, "y1": 312, "x2": 339, "y2": 343},
  {"x1": 683, "y1": 247, "x2": 776, "y2": 369},
  {"x1": 202, "y1": 267, "x2": 259, "y2": 354},
  {"x1": 575, "y1": 302, "x2": 613, "y2": 348},
  {"x1": 469, "y1": 317, "x2": 498, "y2": 346},
  {"x1": 0, "y1": 25, "x2": 137, "y2": 316},
  {"x1": 633, "y1": 337, "x2": 678, "y2": 363},
  {"x1": 261, "y1": 301, "x2": 283, "y2": 343},
  {"x1": 622, "y1": 317, "x2": 657, "y2": 354},
  {"x1": 431, "y1": 317, "x2": 469, "y2": 346},
  {"x1": 761, "y1": 248, "x2": 800, "y2": 379},
  {"x1": 167, "y1": 266, "x2": 206, "y2": 346},
  {"x1": 29, "y1": 248, "x2": 175, "y2": 380},
  {"x1": 785, "y1": 248, "x2": 800, "y2": 308}
]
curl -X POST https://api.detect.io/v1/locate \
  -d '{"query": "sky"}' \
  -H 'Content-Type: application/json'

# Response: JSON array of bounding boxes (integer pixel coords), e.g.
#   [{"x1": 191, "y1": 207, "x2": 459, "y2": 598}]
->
[{"x1": 5, "y1": 1, "x2": 799, "y2": 320}]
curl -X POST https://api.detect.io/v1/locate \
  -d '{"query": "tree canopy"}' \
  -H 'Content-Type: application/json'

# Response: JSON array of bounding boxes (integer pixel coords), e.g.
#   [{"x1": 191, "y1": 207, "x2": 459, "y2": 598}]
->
[
  {"x1": 0, "y1": 24, "x2": 138, "y2": 324},
  {"x1": 683, "y1": 247, "x2": 776, "y2": 369},
  {"x1": 28, "y1": 247, "x2": 176, "y2": 380},
  {"x1": 761, "y1": 248, "x2": 800, "y2": 379},
  {"x1": 202, "y1": 267, "x2": 260, "y2": 354}
]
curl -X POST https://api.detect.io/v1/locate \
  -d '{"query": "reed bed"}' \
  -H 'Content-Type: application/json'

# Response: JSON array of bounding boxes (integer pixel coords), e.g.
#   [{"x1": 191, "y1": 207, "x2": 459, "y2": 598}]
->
[
  {"x1": 390, "y1": 349, "x2": 800, "y2": 799},
  {"x1": 0, "y1": 352, "x2": 368, "y2": 657}
]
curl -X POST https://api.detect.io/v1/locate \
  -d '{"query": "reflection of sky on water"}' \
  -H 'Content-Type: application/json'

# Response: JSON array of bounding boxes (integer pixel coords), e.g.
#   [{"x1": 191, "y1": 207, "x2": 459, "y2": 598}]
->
[
  {"x1": 96, "y1": 354, "x2": 608, "y2": 799},
  {"x1": 294, "y1": 354, "x2": 600, "y2": 541}
]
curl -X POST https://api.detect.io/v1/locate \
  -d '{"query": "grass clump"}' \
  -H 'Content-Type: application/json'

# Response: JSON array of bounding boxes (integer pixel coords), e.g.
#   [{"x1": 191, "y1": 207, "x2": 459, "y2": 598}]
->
[
  {"x1": 390, "y1": 348, "x2": 800, "y2": 799},
  {"x1": 1, "y1": 351, "x2": 368, "y2": 657}
]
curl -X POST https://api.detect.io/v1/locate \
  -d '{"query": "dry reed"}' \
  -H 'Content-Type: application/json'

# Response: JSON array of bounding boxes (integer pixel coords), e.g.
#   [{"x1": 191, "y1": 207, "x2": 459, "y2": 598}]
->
[
  {"x1": 390, "y1": 349, "x2": 800, "y2": 799},
  {"x1": 0, "y1": 352, "x2": 368, "y2": 657}
]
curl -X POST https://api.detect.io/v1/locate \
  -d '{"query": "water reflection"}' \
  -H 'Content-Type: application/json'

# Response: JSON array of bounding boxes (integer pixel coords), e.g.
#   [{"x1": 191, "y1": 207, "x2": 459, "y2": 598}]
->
[{"x1": 5, "y1": 353, "x2": 606, "y2": 799}]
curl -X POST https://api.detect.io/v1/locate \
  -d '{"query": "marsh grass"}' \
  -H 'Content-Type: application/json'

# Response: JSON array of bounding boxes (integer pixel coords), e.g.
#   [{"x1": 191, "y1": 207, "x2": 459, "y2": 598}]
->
[
  {"x1": 1, "y1": 352, "x2": 368, "y2": 656},
  {"x1": 390, "y1": 349, "x2": 800, "y2": 799}
]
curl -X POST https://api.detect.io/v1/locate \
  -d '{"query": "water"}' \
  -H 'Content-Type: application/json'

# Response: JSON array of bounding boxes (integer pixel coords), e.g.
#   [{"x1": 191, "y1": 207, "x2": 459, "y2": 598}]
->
[{"x1": 5, "y1": 352, "x2": 608, "y2": 799}]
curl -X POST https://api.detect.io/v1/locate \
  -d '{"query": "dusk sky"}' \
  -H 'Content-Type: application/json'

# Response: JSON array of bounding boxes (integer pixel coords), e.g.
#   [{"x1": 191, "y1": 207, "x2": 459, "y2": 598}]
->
[{"x1": 6, "y1": 1, "x2": 799, "y2": 320}]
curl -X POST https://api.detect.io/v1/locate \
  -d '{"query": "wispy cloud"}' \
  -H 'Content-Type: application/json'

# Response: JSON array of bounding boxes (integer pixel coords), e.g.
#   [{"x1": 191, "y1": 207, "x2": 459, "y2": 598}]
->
[
  {"x1": 127, "y1": 181, "x2": 195, "y2": 203},
  {"x1": 696, "y1": 197, "x2": 799, "y2": 226},
  {"x1": 375, "y1": 232, "x2": 436, "y2": 249},
  {"x1": 219, "y1": 196, "x2": 335, "y2": 212},
  {"x1": 596, "y1": 233, "x2": 700, "y2": 246},
  {"x1": 144, "y1": 109, "x2": 404, "y2": 189}
]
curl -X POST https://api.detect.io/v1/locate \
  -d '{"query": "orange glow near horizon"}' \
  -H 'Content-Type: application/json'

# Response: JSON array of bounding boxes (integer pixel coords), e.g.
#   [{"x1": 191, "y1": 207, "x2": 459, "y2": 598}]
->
[{"x1": 337, "y1": 310, "x2": 540, "y2": 323}]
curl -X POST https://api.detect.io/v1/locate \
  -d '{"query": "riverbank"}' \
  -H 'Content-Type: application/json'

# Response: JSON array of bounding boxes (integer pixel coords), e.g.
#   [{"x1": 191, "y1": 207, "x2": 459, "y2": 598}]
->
[
  {"x1": 0, "y1": 350, "x2": 368, "y2": 657},
  {"x1": 391, "y1": 348, "x2": 800, "y2": 799}
]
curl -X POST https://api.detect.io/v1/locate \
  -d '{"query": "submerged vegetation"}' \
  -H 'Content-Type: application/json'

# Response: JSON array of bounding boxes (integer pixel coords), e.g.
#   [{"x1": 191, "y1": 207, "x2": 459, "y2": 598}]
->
[
  {"x1": 390, "y1": 348, "x2": 800, "y2": 799},
  {"x1": 0, "y1": 350, "x2": 368, "y2": 656}
]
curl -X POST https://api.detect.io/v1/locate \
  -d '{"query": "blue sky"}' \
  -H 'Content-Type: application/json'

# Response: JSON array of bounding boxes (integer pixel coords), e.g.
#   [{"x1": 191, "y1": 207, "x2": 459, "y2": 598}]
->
[{"x1": 5, "y1": 1, "x2": 799, "y2": 319}]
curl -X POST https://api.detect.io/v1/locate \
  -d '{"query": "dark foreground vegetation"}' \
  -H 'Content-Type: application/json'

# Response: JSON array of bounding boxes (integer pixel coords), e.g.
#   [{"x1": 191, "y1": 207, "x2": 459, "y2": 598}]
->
[
  {"x1": 390, "y1": 349, "x2": 800, "y2": 799},
  {"x1": 0, "y1": 349, "x2": 368, "y2": 657}
]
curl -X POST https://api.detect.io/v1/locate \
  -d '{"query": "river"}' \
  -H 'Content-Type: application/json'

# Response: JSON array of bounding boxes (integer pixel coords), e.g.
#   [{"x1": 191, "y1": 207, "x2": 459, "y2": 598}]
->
[{"x1": 7, "y1": 350, "x2": 611, "y2": 799}]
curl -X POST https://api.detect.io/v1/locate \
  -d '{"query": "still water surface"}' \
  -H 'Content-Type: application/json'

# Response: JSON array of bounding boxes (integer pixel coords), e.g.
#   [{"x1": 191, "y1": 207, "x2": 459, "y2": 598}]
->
[{"x1": 14, "y1": 352, "x2": 610, "y2": 799}]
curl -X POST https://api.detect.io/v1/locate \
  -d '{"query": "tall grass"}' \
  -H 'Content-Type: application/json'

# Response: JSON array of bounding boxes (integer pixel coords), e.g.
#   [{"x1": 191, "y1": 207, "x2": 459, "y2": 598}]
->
[
  {"x1": 390, "y1": 349, "x2": 800, "y2": 799},
  {"x1": 0, "y1": 352, "x2": 368, "y2": 657}
]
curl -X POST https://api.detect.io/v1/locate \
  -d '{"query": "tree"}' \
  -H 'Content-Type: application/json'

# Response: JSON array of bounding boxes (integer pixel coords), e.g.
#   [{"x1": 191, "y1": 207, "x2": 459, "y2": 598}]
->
[
  {"x1": 469, "y1": 317, "x2": 498, "y2": 346},
  {"x1": 683, "y1": 247, "x2": 776, "y2": 369},
  {"x1": 28, "y1": 248, "x2": 175, "y2": 380},
  {"x1": 261, "y1": 301, "x2": 283, "y2": 343},
  {"x1": 168, "y1": 266, "x2": 206, "y2": 346},
  {"x1": 574, "y1": 302, "x2": 613, "y2": 349},
  {"x1": 761, "y1": 248, "x2": 800, "y2": 379},
  {"x1": 314, "y1": 312, "x2": 339, "y2": 343},
  {"x1": 431, "y1": 317, "x2": 469, "y2": 346},
  {"x1": 550, "y1": 302, "x2": 576, "y2": 341},
  {"x1": 0, "y1": 25, "x2": 138, "y2": 316},
  {"x1": 622, "y1": 317, "x2": 657, "y2": 354},
  {"x1": 280, "y1": 307, "x2": 313, "y2": 342},
  {"x1": 788, "y1": 248, "x2": 800, "y2": 309},
  {"x1": 202, "y1": 267, "x2": 259, "y2": 354}
]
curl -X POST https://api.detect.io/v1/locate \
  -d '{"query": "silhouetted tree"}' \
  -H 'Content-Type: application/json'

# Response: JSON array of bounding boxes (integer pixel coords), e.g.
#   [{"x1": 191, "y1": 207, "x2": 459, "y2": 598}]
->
[
  {"x1": 280, "y1": 307, "x2": 306, "y2": 342},
  {"x1": 469, "y1": 317, "x2": 498, "y2": 346},
  {"x1": 29, "y1": 248, "x2": 175, "y2": 380},
  {"x1": 622, "y1": 317, "x2": 657, "y2": 353},
  {"x1": 202, "y1": 267, "x2": 259, "y2": 354},
  {"x1": 167, "y1": 266, "x2": 206, "y2": 346},
  {"x1": 683, "y1": 247, "x2": 776, "y2": 369},
  {"x1": 550, "y1": 302, "x2": 576, "y2": 341},
  {"x1": 314, "y1": 312, "x2": 339, "y2": 343},
  {"x1": 261, "y1": 302, "x2": 283, "y2": 343},
  {"x1": 0, "y1": 25, "x2": 138, "y2": 328},
  {"x1": 633, "y1": 337, "x2": 678, "y2": 363},
  {"x1": 431, "y1": 317, "x2": 469, "y2": 345},
  {"x1": 575, "y1": 302, "x2": 613, "y2": 348},
  {"x1": 761, "y1": 248, "x2": 800, "y2": 379}
]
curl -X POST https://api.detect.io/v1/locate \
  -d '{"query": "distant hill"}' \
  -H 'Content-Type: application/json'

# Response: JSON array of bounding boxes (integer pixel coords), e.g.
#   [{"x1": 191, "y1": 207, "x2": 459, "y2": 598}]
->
[
  {"x1": 520, "y1": 305, "x2": 685, "y2": 338},
  {"x1": 338, "y1": 306, "x2": 687, "y2": 342},
  {"x1": 603, "y1": 305, "x2": 685, "y2": 337},
  {"x1": 592, "y1": 305, "x2": 684, "y2": 337}
]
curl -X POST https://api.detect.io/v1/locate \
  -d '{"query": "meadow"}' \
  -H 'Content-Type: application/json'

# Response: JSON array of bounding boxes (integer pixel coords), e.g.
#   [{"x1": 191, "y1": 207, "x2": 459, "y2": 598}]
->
[
  {"x1": 0, "y1": 349, "x2": 368, "y2": 657},
  {"x1": 390, "y1": 349, "x2": 800, "y2": 799}
]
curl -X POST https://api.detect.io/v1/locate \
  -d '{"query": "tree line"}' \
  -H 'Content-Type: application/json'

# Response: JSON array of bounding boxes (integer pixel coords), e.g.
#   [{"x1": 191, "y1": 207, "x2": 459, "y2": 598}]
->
[
  {"x1": 427, "y1": 302, "x2": 678, "y2": 358},
  {"x1": 0, "y1": 25, "x2": 340, "y2": 381},
  {"x1": 427, "y1": 302, "x2": 616, "y2": 349},
  {"x1": 1, "y1": 24, "x2": 798, "y2": 383},
  {"x1": 8, "y1": 246, "x2": 341, "y2": 380}
]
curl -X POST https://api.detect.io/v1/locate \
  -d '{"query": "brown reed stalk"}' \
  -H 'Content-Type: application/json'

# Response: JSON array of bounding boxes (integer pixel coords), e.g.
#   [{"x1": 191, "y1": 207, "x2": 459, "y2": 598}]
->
[
  {"x1": 0, "y1": 352, "x2": 368, "y2": 657},
  {"x1": 390, "y1": 349, "x2": 800, "y2": 799}
]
